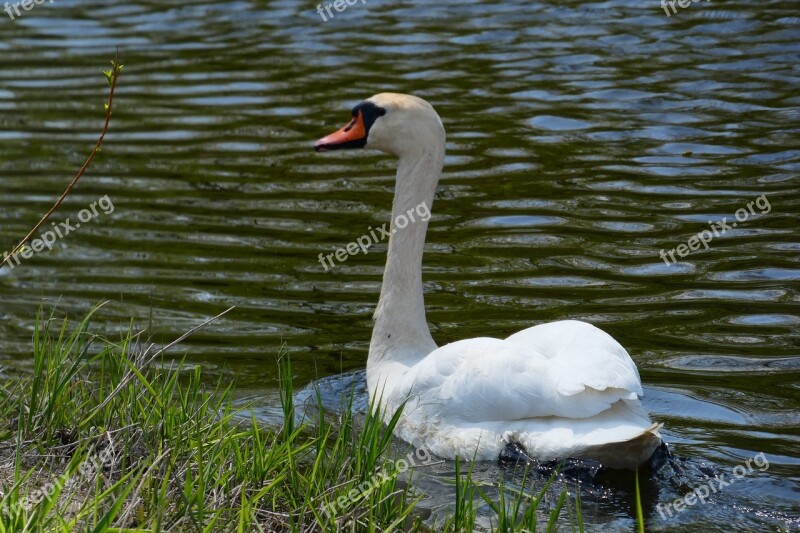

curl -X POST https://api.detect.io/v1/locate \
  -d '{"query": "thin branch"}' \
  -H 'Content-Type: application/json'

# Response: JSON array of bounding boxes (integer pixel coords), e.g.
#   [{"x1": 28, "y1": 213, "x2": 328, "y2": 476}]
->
[{"x1": 1, "y1": 50, "x2": 123, "y2": 270}]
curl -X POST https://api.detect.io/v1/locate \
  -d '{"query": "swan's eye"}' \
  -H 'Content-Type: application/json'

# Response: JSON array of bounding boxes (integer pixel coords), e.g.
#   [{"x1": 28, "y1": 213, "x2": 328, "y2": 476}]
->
[{"x1": 351, "y1": 101, "x2": 387, "y2": 131}]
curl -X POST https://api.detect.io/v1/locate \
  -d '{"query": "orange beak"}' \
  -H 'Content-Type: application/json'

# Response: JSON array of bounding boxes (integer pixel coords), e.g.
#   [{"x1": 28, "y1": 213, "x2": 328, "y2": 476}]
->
[{"x1": 314, "y1": 111, "x2": 368, "y2": 152}]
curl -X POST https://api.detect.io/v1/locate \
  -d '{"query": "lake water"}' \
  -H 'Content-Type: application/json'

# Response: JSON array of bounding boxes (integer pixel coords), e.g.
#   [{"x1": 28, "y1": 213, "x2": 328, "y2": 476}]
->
[{"x1": 0, "y1": 0, "x2": 798, "y2": 530}]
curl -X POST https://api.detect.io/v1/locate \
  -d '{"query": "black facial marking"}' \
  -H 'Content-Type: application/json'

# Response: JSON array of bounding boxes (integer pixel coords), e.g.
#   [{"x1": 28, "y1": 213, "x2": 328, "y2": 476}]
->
[{"x1": 351, "y1": 101, "x2": 387, "y2": 135}]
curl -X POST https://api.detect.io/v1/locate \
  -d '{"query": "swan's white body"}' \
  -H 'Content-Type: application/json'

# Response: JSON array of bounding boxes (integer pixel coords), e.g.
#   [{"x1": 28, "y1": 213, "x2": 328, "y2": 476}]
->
[{"x1": 316, "y1": 93, "x2": 662, "y2": 469}]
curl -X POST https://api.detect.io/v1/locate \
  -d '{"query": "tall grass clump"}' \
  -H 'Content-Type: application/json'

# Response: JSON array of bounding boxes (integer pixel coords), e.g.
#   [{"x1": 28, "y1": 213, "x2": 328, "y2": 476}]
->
[{"x1": 0, "y1": 307, "x2": 594, "y2": 531}]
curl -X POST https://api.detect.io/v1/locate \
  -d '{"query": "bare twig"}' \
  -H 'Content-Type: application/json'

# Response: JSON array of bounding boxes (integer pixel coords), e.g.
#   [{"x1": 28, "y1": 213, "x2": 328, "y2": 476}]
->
[{"x1": 1, "y1": 50, "x2": 123, "y2": 270}]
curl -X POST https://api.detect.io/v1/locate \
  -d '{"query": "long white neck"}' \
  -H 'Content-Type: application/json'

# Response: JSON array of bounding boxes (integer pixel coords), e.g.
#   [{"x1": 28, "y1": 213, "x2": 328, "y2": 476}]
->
[{"x1": 367, "y1": 142, "x2": 443, "y2": 386}]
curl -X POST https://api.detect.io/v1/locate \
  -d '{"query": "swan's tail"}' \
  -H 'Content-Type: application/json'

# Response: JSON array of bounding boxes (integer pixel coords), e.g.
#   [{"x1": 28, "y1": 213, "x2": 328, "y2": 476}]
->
[{"x1": 582, "y1": 422, "x2": 663, "y2": 469}]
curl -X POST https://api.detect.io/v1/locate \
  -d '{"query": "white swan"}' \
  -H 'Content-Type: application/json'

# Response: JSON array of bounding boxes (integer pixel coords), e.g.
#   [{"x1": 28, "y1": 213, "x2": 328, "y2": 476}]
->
[{"x1": 314, "y1": 93, "x2": 662, "y2": 469}]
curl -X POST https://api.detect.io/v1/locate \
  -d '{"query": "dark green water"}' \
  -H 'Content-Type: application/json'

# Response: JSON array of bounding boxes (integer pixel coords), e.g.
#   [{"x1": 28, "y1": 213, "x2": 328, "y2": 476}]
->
[{"x1": 0, "y1": 0, "x2": 798, "y2": 530}]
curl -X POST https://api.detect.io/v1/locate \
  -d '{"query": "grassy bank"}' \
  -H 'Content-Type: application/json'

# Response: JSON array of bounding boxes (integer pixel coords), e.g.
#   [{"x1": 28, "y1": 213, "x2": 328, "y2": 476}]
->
[{"x1": 0, "y1": 308, "x2": 588, "y2": 532}]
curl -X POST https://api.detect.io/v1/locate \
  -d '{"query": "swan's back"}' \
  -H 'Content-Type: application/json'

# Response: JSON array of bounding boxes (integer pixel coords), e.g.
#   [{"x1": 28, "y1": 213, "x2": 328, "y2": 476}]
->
[{"x1": 382, "y1": 320, "x2": 661, "y2": 468}]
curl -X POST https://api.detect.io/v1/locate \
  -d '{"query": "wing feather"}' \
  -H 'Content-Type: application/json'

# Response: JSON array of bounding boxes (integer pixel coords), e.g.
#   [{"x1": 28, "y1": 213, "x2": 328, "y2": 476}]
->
[{"x1": 400, "y1": 320, "x2": 643, "y2": 422}]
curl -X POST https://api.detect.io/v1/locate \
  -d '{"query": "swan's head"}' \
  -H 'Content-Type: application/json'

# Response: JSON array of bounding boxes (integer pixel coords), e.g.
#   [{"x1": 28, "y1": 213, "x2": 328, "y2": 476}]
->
[{"x1": 314, "y1": 93, "x2": 445, "y2": 158}]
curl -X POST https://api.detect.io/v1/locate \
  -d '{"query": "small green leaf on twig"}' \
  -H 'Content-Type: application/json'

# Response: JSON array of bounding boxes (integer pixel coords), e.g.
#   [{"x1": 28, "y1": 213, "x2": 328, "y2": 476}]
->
[{"x1": 104, "y1": 63, "x2": 124, "y2": 86}]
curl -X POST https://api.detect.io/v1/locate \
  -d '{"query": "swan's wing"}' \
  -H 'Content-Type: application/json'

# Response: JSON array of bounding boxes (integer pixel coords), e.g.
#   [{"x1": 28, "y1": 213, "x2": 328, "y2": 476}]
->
[
  {"x1": 505, "y1": 319, "x2": 643, "y2": 397},
  {"x1": 401, "y1": 334, "x2": 639, "y2": 422}
]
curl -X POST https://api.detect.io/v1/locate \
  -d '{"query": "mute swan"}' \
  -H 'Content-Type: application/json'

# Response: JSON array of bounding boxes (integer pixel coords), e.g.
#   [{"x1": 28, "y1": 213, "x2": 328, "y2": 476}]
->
[{"x1": 314, "y1": 93, "x2": 662, "y2": 469}]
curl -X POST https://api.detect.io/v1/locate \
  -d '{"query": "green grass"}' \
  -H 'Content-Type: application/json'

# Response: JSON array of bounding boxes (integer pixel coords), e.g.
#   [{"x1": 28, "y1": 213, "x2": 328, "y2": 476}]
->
[{"x1": 0, "y1": 307, "x2": 599, "y2": 532}]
